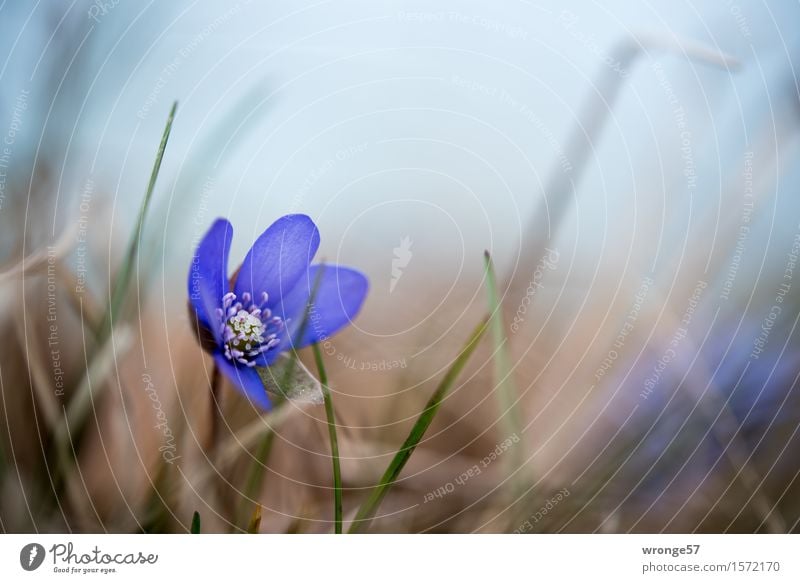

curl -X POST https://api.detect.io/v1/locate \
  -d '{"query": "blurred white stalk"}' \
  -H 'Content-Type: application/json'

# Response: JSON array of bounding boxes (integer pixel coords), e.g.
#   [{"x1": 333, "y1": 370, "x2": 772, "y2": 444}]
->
[
  {"x1": 503, "y1": 32, "x2": 793, "y2": 531},
  {"x1": 507, "y1": 33, "x2": 740, "y2": 300}
]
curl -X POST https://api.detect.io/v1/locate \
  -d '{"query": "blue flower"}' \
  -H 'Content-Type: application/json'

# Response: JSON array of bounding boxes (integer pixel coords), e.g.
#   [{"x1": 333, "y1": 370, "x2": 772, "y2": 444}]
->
[
  {"x1": 599, "y1": 316, "x2": 800, "y2": 510},
  {"x1": 188, "y1": 214, "x2": 368, "y2": 409}
]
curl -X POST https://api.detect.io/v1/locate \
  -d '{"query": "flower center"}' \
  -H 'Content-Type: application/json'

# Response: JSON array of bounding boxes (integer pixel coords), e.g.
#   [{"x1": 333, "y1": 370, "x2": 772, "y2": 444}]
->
[
  {"x1": 227, "y1": 309, "x2": 265, "y2": 350},
  {"x1": 218, "y1": 292, "x2": 284, "y2": 367}
]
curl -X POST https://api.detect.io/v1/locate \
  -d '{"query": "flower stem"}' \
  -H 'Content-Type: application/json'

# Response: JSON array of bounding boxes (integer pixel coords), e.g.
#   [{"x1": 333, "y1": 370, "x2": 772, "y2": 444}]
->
[
  {"x1": 312, "y1": 343, "x2": 342, "y2": 533},
  {"x1": 208, "y1": 363, "x2": 222, "y2": 453}
]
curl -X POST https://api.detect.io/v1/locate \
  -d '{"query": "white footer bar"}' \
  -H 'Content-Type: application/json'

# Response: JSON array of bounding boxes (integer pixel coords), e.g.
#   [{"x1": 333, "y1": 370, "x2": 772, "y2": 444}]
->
[{"x1": 1, "y1": 534, "x2": 797, "y2": 582}]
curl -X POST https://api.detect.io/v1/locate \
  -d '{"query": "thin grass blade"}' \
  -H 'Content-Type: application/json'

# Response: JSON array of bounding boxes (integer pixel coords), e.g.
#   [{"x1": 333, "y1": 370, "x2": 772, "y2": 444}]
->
[
  {"x1": 101, "y1": 101, "x2": 178, "y2": 333},
  {"x1": 483, "y1": 251, "x2": 526, "y2": 496},
  {"x1": 347, "y1": 315, "x2": 489, "y2": 533},
  {"x1": 101, "y1": 101, "x2": 177, "y2": 335},
  {"x1": 51, "y1": 105, "x2": 177, "y2": 500},
  {"x1": 56, "y1": 103, "x2": 177, "y2": 471},
  {"x1": 313, "y1": 342, "x2": 342, "y2": 533},
  {"x1": 238, "y1": 423, "x2": 277, "y2": 528}
]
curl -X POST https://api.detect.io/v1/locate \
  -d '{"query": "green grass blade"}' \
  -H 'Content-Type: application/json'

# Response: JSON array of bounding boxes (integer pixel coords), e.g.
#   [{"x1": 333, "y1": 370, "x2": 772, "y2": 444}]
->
[
  {"x1": 54, "y1": 104, "x2": 177, "y2": 490},
  {"x1": 312, "y1": 343, "x2": 342, "y2": 534},
  {"x1": 483, "y1": 251, "x2": 525, "y2": 491},
  {"x1": 238, "y1": 422, "x2": 277, "y2": 528},
  {"x1": 347, "y1": 315, "x2": 489, "y2": 533},
  {"x1": 101, "y1": 101, "x2": 177, "y2": 335},
  {"x1": 190, "y1": 510, "x2": 201, "y2": 534}
]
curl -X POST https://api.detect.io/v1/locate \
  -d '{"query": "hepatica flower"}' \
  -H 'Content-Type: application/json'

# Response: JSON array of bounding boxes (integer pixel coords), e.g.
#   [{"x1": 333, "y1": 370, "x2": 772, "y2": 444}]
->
[
  {"x1": 188, "y1": 214, "x2": 368, "y2": 409},
  {"x1": 603, "y1": 316, "x2": 799, "y2": 507}
]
